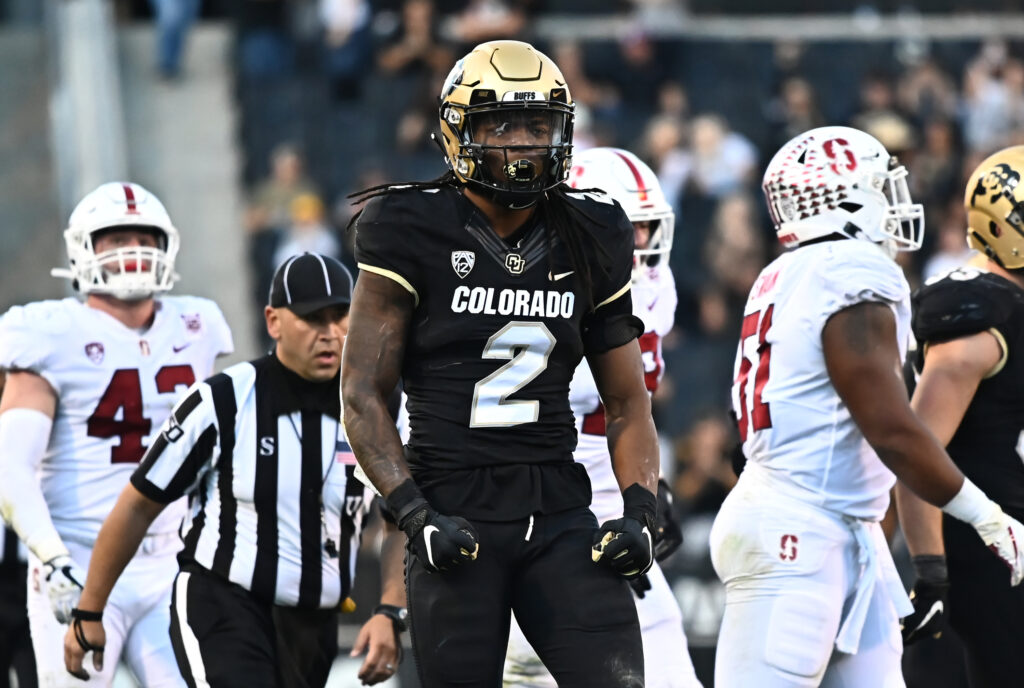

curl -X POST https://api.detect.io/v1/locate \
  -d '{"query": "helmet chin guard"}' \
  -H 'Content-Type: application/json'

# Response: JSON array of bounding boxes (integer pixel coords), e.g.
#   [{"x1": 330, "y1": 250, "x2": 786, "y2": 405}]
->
[{"x1": 52, "y1": 182, "x2": 180, "y2": 300}]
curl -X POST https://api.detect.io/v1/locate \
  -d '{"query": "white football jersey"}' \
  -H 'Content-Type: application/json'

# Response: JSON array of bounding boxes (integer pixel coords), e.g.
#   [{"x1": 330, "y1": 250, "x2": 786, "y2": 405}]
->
[
  {"x1": 0, "y1": 297, "x2": 233, "y2": 543},
  {"x1": 570, "y1": 264, "x2": 677, "y2": 523},
  {"x1": 732, "y1": 240, "x2": 911, "y2": 520}
]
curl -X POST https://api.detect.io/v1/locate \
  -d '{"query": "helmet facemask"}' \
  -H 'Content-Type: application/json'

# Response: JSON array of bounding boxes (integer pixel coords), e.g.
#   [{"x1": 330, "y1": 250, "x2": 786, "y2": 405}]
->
[
  {"x1": 70, "y1": 225, "x2": 179, "y2": 301},
  {"x1": 457, "y1": 105, "x2": 573, "y2": 209}
]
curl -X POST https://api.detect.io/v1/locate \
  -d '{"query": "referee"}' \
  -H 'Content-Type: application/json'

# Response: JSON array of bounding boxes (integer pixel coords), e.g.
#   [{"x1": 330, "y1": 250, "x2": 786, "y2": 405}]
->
[{"x1": 63, "y1": 253, "x2": 407, "y2": 687}]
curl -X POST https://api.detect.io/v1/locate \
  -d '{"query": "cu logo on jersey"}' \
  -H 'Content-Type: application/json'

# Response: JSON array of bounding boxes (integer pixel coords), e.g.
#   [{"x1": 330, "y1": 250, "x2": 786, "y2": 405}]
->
[
  {"x1": 505, "y1": 253, "x2": 526, "y2": 275},
  {"x1": 780, "y1": 534, "x2": 799, "y2": 561},
  {"x1": 451, "y1": 250, "x2": 475, "y2": 278}
]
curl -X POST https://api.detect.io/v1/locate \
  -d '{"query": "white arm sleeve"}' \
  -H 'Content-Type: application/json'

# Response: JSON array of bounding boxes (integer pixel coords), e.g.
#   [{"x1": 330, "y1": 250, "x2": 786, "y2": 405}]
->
[{"x1": 0, "y1": 408, "x2": 68, "y2": 563}]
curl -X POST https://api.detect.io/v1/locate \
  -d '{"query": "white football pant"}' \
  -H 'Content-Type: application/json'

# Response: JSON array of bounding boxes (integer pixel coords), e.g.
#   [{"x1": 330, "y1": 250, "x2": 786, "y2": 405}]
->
[
  {"x1": 28, "y1": 535, "x2": 186, "y2": 688},
  {"x1": 503, "y1": 561, "x2": 703, "y2": 688},
  {"x1": 710, "y1": 468, "x2": 908, "y2": 688}
]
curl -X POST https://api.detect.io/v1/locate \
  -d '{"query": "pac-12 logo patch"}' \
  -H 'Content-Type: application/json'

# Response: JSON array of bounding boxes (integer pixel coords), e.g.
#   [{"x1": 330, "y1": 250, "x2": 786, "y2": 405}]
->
[
  {"x1": 84, "y1": 342, "x2": 105, "y2": 365},
  {"x1": 451, "y1": 250, "x2": 475, "y2": 278}
]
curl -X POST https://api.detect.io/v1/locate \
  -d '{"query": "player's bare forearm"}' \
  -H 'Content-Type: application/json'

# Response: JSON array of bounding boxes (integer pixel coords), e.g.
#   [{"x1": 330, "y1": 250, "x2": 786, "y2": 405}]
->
[
  {"x1": 77, "y1": 484, "x2": 164, "y2": 611},
  {"x1": 895, "y1": 482, "x2": 945, "y2": 556},
  {"x1": 823, "y1": 301, "x2": 964, "y2": 506},
  {"x1": 379, "y1": 521, "x2": 406, "y2": 607},
  {"x1": 342, "y1": 273, "x2": 415, "y2": 498},
  {"x1": 589, "y1": 340, "x2": 659, "y2": 494},
  {"x1": 897, "y1": 333, "x2": 999, "y2": 556}
]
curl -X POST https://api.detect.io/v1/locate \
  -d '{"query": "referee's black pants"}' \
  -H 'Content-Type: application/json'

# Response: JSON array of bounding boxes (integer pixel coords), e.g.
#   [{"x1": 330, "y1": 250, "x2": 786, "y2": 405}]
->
[
  {"x1": 406, "y1": 506, "x2": 644, "y2": 688},
  {"x1": 170, "y1": 564, "x2": 338, "y2": 688},
  {"x1": 945, "y1": 516, "x2": 1024, "y2": 688}
]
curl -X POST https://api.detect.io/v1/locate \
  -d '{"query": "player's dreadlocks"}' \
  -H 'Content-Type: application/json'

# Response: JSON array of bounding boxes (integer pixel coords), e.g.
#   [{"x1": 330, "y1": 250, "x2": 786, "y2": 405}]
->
[{"x1": 347, "y1": 175, "x2": 611, "y2": 309}]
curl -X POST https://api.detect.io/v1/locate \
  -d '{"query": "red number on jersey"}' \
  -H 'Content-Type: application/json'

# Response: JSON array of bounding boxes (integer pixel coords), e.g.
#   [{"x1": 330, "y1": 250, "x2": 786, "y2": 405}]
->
[
  {"x1": 735, "y1": 305, "x2": 774, "y2": 442},
  {"x1": 581, "y1": 332, "x2": 662, "y2": 436},
  {"x1": 87, "y1": 365, "x2": 197, "y2": 464}
]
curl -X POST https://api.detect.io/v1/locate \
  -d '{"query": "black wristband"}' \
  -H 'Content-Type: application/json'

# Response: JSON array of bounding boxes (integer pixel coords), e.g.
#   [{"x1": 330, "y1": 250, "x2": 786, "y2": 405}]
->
[
  {"x1": 373, "y1": 603, "x2": 409, "y2": 633},
  {"x1": 385, "y1": 479, "x2": 428, "y2": 526},
  {"x1": 622, "y1": 483, "x2": 657, "y2": 525},
  {"x1": 911, "y1": 554, "x2": 948, "y2": 583},
  {"x1": 71, "y1": 608, "x2": 103, "y2": 622}
]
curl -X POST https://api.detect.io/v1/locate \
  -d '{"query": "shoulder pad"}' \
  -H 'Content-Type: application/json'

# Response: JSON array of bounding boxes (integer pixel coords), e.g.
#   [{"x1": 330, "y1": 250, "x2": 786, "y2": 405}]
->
[
  {"x1": 356, "y1": 185, "x2": 456, "y2": 227},
  {"x1": 912, "y1": 268, "x2": 1016, "y2": 343},
  {"x1": 0, "y1": 300, "x2": 74, "y2": 337}
]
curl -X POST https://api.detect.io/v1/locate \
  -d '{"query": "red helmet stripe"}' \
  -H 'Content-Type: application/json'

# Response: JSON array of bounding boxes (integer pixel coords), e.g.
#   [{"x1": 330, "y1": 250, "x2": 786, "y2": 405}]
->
[
  {"x1": 122, "y1": 184, "x2": 139, "y2": 214},
  {"x1": 614, "y1": 151, "x2": 649, "y2": 202}
]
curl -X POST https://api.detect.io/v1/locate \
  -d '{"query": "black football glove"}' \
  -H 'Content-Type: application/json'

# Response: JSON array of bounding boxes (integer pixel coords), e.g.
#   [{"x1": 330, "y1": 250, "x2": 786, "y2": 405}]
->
[
  {"x1": 387, "y1": 479, "x2": 479, "y2": 573},
  {"x1": 592, "y1": 483, "x2": 657, "y2": 580},
  {"x1": 628, "y1": 573, "x2": 653, "y2": 599},
  {"x1": 653, "y1": 478, "x2": 683, "y2": 562},
  {"x1": 900, "y1": 555, "x2": 950, "y2": 645}
]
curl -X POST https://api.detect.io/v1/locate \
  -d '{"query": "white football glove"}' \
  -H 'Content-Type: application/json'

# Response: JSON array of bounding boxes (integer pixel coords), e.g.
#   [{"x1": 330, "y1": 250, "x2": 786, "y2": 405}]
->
[
  {"x1": 974, "y1": 508, "x2": 1024, "y2": 587},
  {"x1": 43, "y1": 555, "x2": 86, "y2": 624}
]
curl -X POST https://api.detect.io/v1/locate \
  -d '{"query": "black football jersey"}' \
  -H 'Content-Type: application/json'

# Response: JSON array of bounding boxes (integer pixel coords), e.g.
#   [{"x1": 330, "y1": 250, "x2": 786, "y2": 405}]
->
[
  {"x1": 912, "y1": 267, "x2": 1024, "y2": 518},
  {"x1": 354, "y1": 185, "x2": 638, "y2": 519}
]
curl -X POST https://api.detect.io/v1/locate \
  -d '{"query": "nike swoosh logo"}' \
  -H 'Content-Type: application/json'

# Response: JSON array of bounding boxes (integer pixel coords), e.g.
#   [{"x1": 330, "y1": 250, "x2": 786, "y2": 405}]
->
[
  {"x1": 548, "y1": 270, "x2": 575, "y2": 281},
  {"x1": 424, "y1": 525, "x2": 439, "y2": 568},
  {"x1": 916, "y1": 600, "x2": 944, "y2": 630},
  {"x1": 172, "y1": 343, "x2": 191, "y2": 353}
]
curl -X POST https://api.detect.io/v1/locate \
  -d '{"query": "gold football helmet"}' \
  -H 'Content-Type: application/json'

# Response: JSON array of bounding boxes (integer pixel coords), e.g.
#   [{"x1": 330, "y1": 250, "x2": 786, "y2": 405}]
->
[
  {"x1": 966, "y1": 146, "x2": 1024, "y2": 269},
  {"x1": 438, "y1": 40, "x2": 574, "y2": 209}
]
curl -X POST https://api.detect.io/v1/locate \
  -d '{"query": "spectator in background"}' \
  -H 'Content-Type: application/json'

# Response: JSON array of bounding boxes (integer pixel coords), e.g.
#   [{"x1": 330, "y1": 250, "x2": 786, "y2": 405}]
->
[
  {"x1": 898, "y1": 58, "x2": 959, "y2": 125},
  {"x1": 321, "y1": 0, "x2": 373, "y2": 100},
  {"x1": 246, "y1": 145, "x2": 320, "y2": 312},
  {"x1": 640, "y1": 114, "x2": 689, "y2": 211},
  {"x1": 376, "y1": 0, "x2": 452, "y2": 78},
  {"x1": 273, "y1": 194, "x2": 341, "y2": 270},
  {"x1": 672, "y1": 414, "x2": 737, "y2": 521},
  {"x1": 449, "y1": 0, "x2": 534, "y2": 49},
  {"x1": 679, "y1": 114, "x2": 758, "y2": 201},
  {"x1": 149, "y1": 0, "x2": 199, "y2": 80},
  {"x1": 764, "y1": 76, "x2": 825, "y2": 154},
  {"x1": 234, "y1": 0, "x2": 294, "y2": 80},
  {"x1": 850, "y1": 70, "x2": 915, "y2": 150},
  {"x1": 922, "y1": 201, "x2": 976, "y2": 281}
]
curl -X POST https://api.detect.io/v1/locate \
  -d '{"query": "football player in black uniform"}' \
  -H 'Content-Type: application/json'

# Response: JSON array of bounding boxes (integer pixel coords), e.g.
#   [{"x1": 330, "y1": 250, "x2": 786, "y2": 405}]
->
[
  {"x1": 898, "y1": 146, "x2": 1024, "y2": 686},
  {"x1": 341, "y1": 40, "x2": 656, "y2": 687}
]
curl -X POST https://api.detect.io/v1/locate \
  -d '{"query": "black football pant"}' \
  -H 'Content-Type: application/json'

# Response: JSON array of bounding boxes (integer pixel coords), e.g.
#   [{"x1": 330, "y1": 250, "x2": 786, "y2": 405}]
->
[
  {"x1": 0, "y1": 564, "x2": 36, "y2": 688},
  {"x1": 945, "y1": 516, "x2": 1024, "y2": 688},
  {"x1": 170, "y1": 564, "x2": 337, "y2": 688},
  {"x1": 405, "y1": 506, "x2": 644, "y2": 687}
]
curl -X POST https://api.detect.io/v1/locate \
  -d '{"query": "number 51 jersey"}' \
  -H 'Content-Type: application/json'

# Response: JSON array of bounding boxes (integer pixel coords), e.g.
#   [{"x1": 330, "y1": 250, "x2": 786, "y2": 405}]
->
[
  {"x1": 354, "y1": 186, "x2": 638, "y2": 519},
  {"x1": 0, "y1": 296, "x2": 233, "y2": 543},
  {"x1": 731, "y1": 240, "x2": 911, "y2": 521}
]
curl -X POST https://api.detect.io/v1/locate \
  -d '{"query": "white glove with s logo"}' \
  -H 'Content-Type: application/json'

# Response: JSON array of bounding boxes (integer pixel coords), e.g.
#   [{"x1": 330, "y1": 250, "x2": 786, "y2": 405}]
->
[
  {"x1": 43, "y1": 555, "x2": 87, "y2": 624},
  {"x1": 942, "y1": 478, "x2": 1024, "y2": 586}
]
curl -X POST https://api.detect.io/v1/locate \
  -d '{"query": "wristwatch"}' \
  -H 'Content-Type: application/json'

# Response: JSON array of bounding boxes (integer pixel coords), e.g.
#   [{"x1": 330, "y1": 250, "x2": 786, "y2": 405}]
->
[{"x1": 373, "y1": 603, "x2": 409, "y2": 633}]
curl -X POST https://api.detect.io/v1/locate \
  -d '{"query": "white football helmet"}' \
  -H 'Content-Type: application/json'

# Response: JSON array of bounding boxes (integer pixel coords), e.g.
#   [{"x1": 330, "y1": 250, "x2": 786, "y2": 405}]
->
[
  {"x1": 569, "y1": 147, "x2": 674, "y2": 281},
  {"x1": 762, "y1": 126, "x2": 923, "y2": 253},
  {"x1": 52, "y1": 182, "x2": 180, "y2": 300}
]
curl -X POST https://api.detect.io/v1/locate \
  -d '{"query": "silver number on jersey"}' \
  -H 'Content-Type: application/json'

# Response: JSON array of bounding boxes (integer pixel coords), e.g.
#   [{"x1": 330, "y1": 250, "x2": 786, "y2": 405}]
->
[{"x1": 470, "y1": 321, "x2": 556, "y2": 428}]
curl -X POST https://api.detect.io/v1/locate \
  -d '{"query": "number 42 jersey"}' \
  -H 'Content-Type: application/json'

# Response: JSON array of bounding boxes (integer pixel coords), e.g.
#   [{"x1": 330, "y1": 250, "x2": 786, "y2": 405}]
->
[
  {"x1": 0, "y1": 296, "x2": 233, "y2": 543},
  {"x1": 355, "y1": 186, "x2": 639, "y2": 520},
  {"x1": 731, "y1": 240, "x2": 911, "y2": 521}
]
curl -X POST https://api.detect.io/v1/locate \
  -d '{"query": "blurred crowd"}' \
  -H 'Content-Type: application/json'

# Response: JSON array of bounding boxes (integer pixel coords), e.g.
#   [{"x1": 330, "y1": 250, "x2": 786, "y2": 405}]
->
[{"x1": 226, "y1": 2, "x2": 1024, "y2": 533}]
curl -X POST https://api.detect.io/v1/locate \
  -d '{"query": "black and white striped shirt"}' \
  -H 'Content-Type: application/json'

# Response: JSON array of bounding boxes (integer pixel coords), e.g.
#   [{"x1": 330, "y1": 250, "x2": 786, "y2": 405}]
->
[{"x1": 131, "y1": 354, "x2": 372, "y2": 609}]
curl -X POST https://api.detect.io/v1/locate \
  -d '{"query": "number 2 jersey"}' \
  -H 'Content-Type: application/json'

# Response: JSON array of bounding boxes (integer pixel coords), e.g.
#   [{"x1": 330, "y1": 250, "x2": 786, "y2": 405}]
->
[
  {"x1": 912, "y1": 267, "x2": 1024, "y2": 519},
  {"x1": 732, "y1": 240, "x2": 911, "y2": 521},
  {"x1": 570, "y1": 263, "x2": 676, "y2": 523},
  {"x1": 354, "y1": 185, "x2": 640, "y2": 520},
  {"x1": 0, "y1": 296, "x2": 233, "y2": 543}
]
